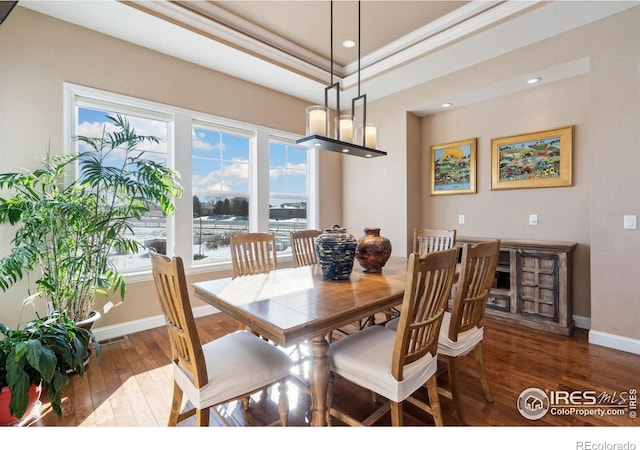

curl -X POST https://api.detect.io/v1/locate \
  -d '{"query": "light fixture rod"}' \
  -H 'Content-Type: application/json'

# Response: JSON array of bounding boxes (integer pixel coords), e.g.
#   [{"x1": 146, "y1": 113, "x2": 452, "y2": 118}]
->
[
  {"x1": 325, "y1": 1, "x2": 341, "y2": 140},
  {"x1": 357, "y1": 1, "x2": 361, "y2": 98},
  {"x1": 352, "y1": 1, "x2": 367, "y2": 146},
  {"x1": 330, "y1": 1, "x2": 334, "y2": 86}
]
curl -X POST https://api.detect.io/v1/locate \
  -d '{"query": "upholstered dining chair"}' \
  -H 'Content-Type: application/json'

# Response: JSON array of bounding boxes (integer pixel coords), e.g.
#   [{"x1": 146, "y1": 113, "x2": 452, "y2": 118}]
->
[
  {"x1": 230, "y1": 232, "x2": 278, "y2": 276},
  {"x1": 149, "y1": 249, "x2": 292, "y2": 426},
  {"x1": 413, "y1": 228, "x2": 457, "y2": 256},
  {"x1": 290, "y1": 229, "x2": 322, "y2": 267},
  {"x1": 326, "y1": 247, "x2": 459, "y2": 426},
  {"x1": 435, "y1": 239, "x2": 500, "y2": 425}
]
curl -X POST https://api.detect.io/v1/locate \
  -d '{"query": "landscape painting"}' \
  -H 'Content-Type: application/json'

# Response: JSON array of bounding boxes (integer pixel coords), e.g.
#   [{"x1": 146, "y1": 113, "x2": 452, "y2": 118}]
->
[
  {"x1": 431, "y1": 138, "x2": 477, "y2": 195},
  {"x1": 491, "y1": 126, "x2": 573, "y2": 190}
]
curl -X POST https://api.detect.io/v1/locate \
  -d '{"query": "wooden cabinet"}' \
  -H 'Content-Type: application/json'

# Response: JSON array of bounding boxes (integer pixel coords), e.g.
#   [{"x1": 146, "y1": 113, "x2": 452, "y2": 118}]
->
[{"x1": 456, "y1": 237, "x2": 577, "y2": 335}]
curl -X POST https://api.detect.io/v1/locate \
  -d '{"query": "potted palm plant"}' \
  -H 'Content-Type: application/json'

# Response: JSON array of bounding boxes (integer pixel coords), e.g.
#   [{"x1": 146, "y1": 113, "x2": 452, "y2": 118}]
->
[
  {"x1": 0, "y1": 114, "x2": 183, "y2": 323},
  {"x1": 0, "y1": 314, "x2": 99, "y2": 425}
]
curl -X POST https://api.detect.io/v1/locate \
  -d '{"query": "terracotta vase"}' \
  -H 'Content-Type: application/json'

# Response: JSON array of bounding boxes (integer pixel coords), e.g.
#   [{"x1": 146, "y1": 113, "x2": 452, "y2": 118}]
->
[
  {"x1": 0, "y1": 383, "x2": 42, "y2": 426},
  {"x1": 315, "y1": 225, "x2": 357, "y2": 280},
  {"x1": 355, "y1": 227, "x2": 392, "y2": 273}
]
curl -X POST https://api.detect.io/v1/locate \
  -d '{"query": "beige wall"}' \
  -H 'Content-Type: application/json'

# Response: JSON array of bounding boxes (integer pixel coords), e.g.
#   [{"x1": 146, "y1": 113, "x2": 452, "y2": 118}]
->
[
  {"x1": 342, "y1": 6, "x2": 640, "y2": 344},
  {"x1": 421, "y1": 76, "x2": 591, "y2": 317},
  {"x1": 0, "y1": 7, "x2": 341, "y2": 328}
]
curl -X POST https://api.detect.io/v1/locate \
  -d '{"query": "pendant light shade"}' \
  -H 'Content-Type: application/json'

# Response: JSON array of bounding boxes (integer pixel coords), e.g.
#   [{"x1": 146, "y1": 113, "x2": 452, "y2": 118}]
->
[{"x1": 296, "y1": 1, "x2": 386, "y2": 158}]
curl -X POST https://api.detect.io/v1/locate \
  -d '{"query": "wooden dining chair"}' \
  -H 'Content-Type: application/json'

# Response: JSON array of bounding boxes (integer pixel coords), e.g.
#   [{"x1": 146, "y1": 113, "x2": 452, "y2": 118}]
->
[
  {"x1": 413, "y1": 228, "x2": 457, "y2": 256},
  {"x1": 290, "y1": 229, "x2": 322, "y2": 267},
  {"x1": 326, "y1": 247, "x2": 459, "y2": 426},
  {"x1": 378, "y1": 229, "x2": 457, "y2": 325},
  {"x1": 230, "y1": 232, "x2": 278, "y2": 276},
  {"x1": 436, "y1": 239, "x2": 500, "y2": 425},
  {"x1": 149, "y1": 249, "x2": 292, "y2": 426}
]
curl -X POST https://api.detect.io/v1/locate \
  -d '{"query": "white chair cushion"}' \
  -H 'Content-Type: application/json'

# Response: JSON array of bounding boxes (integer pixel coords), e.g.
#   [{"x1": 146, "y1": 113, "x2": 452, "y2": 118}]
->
[
  {"x1": 437, "y1": 311, "x2": 484, "y2": 357},
  {"x1": 173, "y1": 330, "x2": 292, "y2": 409},
  {"x1": 328, "y1": 325, "x2": 437, "y2": 403},
  {"x1": 386, "y1": 312, "x2": 484, "y2": 358}
]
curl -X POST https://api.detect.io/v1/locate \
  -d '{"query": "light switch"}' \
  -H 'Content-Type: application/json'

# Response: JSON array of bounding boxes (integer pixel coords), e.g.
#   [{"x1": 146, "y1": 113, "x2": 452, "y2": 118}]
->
[
  {"x1": 623, "y1": 215, "x2": 637, "y2": 229},
  {"x1": 458, "y1": 215, "x2": 465, "y2": 224},
  {"x1": 529, "y1": 214, "x2": 538, "y2": 226}
]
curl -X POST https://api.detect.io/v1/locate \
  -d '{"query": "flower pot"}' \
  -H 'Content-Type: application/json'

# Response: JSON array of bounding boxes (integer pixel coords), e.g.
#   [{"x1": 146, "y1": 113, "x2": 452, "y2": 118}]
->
[
  {"x1": 76, "y1": 309, "x2": 101, "y2": 331},
  {"x1": 0, "y1": 384, "x2": 42, "y2": 426},
  {"x1": 315, "y1": 225, "x2": 357, "y2": 280}
]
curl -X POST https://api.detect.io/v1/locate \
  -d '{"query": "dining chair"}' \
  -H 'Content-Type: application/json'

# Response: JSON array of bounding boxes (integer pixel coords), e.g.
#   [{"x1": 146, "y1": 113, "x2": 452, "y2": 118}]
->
[
  {"x1": 290, "y1": 229, "x2": 322, "y2": 267},
  {"x1": 230, "y1": 232, "x2": 278, "y2": 276},
  {"x1": 413, "y1": 228, "x2": 457, "y2": 256},
  {"x1": 149, "y1": 249, "x2": 293, "y2": 426},
  {"x1": 436, "y1": 239, "x2": 500, "y2": 424},
  {"x1": 326, "y1": 247, "x2": 459, "y2": 426},
  {"x1": 379, "y1": 228, "x2": 457, "y2": 324}
]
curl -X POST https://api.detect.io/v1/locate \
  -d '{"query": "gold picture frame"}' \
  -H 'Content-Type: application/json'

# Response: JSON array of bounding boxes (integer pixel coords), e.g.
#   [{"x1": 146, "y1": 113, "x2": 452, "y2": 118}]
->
[
  {"x1": 491, "y1": 126, "x2": 573, "y2": 190},
  {"x1": 430, "y1": 138, "x2": 477, "y2": 195}
]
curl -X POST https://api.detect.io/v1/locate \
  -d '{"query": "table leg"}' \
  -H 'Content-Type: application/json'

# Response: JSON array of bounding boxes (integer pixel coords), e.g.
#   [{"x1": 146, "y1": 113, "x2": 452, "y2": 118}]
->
[{"x1": 309, "y1": 334, "x2": 330, "y2": 426}]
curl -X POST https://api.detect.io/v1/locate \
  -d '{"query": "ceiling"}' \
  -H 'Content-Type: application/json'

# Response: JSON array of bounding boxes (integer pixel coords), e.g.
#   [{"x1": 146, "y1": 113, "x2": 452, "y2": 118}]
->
[{"x1": 18, "y1": 1, "x2": 639, "y2": 115}]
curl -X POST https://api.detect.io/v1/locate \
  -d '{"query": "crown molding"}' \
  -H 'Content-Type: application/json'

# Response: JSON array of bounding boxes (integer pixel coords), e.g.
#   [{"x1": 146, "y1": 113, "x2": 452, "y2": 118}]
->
[
  {"x1": 131, "y1": 0, "x2": 541, "y2": 87},
  {"x1": 129, "y1": 0, "x2": 338, "y2": 84},
  {"x1": 342, "y1": 1, "x2": 541, "y2": 88}
]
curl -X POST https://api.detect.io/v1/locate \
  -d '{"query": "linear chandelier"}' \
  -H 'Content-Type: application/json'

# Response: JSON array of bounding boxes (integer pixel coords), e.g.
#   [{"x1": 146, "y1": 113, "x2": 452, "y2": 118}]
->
[{"x1": 296, "y1": 1, "x2": 386, "y2": 158}]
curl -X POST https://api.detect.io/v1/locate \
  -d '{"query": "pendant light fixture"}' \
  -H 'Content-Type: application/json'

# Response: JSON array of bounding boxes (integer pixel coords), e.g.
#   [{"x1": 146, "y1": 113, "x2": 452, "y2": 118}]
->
[{"x1": 296, "y1": 1, "x2": 386, "y2": 158}]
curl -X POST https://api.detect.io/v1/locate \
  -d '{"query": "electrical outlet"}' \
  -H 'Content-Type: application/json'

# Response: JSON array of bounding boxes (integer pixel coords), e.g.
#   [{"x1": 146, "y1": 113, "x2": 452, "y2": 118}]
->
[
  {"x1": 624, "y1": 215, "x2": 637, "y2": 229},
  {"x1": 458, "y1": 215, "x2": 465, "y2": 224},
  {"x1": 529, "y1": 214, "x2": 538, "y2": 226}
]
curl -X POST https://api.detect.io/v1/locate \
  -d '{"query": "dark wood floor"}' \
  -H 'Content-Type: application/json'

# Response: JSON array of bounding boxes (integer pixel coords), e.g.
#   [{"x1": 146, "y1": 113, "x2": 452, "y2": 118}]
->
[{"x1": 23, "y1": 312, "x2": 639, "y2": 428}]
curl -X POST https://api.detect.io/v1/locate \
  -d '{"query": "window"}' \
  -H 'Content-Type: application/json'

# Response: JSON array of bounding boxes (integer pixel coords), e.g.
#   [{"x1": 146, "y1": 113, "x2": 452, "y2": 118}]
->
[
  {"x1": 191, "y1": 124, "x2": 252, "y2": 264},
  {"x1": 73, "y1": 103, "x2": 172, "y2": 275},
  {"x1": 65, "y1": 83, "x2": 317, "y2": 277},
  {"x1": 269, "y1": 139, "x2": 310, "y2": 255}
]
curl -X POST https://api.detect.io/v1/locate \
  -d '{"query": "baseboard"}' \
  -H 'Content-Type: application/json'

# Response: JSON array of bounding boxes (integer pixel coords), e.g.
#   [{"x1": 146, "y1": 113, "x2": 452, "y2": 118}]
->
[
  {"x1": 589, "y1": 329, "x2": 640, "y2": 355},
  {"x1": 92, "y1": 305, "x2": 219, "y2": 342},
  {"x1": 573, "y1": 314, "x2": 590, "y2": 330}
]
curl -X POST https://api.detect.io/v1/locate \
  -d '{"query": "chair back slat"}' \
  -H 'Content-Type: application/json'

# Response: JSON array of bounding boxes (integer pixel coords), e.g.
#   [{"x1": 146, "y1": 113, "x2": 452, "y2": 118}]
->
[
  {"x1": 448, "y1": 240, "x2": 500, "y2": 341},
  {"x1": 230, "y1": 232, "x2": 278, "y2": 276},
  {"x1": 290, "y1": 229, "x2": 322, "y2": 266},
  {"x1": 150, "y1": 249, "x2": 208, "y2": 388},
  {"x1": 392, "y1": 247, "x2": 458, "y2": 381},
  {"x1": 413, "y1": 228, "x2": 457, "y2": 256}
]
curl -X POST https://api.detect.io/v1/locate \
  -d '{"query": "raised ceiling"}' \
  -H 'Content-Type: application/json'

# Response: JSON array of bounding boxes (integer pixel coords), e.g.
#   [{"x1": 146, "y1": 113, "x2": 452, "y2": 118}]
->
[{"x1": 19, "y1": 1, "x2": 638, "y2": 114}]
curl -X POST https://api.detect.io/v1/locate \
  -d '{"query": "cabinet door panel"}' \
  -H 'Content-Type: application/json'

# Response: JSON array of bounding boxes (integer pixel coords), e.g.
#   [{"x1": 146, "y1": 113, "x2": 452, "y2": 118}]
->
[{"x1": 517, "y1": 252, "x2": 559, "y2": 322}]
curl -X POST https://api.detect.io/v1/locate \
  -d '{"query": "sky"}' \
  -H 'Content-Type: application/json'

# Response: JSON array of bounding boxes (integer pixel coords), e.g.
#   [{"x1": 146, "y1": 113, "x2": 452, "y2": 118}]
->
[{"x1": 77, "y1": 107, "x2": 308, "y2": 208}]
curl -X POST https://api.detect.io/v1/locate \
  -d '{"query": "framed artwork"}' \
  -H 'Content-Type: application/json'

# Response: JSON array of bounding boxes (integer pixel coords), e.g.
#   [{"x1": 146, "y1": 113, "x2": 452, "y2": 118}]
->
[
  {"x1": 491, "y1": 126, "x2": 573, "y2": 190},
  {"x1": 430, "y1": 138, "x2": 477, "y2": 195}
]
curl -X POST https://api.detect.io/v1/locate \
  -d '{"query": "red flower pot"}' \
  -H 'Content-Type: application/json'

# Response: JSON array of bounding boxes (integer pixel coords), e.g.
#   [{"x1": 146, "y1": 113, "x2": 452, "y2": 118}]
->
[{"x1": 0, "y1": 384, "x2": 42, "y2": 426}]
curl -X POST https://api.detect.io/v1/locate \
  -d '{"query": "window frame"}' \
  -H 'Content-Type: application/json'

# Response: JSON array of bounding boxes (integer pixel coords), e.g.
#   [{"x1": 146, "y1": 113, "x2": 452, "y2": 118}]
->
[{"x1": 64, "y1": 82, "x2": 318, "y2": 281}]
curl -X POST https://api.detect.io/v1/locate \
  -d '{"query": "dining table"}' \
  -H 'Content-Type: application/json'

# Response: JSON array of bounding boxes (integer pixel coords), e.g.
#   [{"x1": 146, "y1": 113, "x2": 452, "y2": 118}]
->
[{"x1": 192, "y1": 255, "x2": 409, "y2": 426}]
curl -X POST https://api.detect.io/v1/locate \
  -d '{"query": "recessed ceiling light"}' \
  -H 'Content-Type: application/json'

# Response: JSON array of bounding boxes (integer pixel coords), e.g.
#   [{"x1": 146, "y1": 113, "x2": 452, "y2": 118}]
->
[
  {"x1": 442, "y1": 102, "x2": 452, "y2": 108},
  {"x1": 342, "y1": 39, "x2": 356, "y2": 48},
  {"x1": 527, "y1": 77, "x2": 541, "y2": 84}
]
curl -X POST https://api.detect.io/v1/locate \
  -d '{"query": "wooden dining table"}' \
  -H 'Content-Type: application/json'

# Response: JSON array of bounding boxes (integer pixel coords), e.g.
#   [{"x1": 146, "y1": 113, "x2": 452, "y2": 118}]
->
[{"x1": 192, "y1": 256, "x2": 409, "y2": 426}]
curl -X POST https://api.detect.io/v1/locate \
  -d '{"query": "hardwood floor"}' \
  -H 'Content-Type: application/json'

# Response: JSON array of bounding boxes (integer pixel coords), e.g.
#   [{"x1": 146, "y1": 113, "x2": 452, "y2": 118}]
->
[{"x1": 23, "y1": 313, "x2": 639, "y2": 428}]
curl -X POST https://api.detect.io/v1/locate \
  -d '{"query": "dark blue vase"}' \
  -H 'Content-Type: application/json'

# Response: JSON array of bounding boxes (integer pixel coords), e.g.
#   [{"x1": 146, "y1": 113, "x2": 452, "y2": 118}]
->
[{"x1": 315, "y1": 225, "x2": 357, "y2": 280}]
